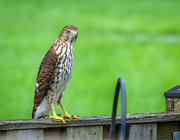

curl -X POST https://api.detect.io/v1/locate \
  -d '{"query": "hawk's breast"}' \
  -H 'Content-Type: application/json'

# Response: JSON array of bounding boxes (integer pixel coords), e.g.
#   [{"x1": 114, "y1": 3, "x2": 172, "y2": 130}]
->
[{"x1": 51, "y1": 43, "x2": 74, "y2": 99}]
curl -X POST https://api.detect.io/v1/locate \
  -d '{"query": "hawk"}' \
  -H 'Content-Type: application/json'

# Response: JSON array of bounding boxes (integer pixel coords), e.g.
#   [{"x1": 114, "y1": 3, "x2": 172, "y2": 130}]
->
[{"x1": 32, "y1": 25, "x2": 80, "y2": 123}]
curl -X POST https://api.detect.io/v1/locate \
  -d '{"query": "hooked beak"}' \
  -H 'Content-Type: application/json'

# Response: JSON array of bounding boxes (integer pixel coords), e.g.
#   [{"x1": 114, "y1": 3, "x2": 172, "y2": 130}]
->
[
  {"x1": 75, "y1": 33, "x2": 78, "y2": 39},
  {"x1": 73, "y1": 30, "x2": 78, "y2": 40}
]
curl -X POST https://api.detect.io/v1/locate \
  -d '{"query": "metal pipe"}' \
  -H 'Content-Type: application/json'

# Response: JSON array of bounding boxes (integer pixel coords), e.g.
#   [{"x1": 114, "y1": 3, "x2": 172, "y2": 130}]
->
[{"x1": 110, "y1": 78, "x2": 131, "y2": 140}]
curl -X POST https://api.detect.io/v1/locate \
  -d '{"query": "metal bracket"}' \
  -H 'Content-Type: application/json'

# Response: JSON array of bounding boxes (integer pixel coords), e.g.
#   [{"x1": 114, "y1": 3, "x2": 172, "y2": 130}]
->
[{"x1": 173, "y1": 131, "x2": 180, "y2": 140}]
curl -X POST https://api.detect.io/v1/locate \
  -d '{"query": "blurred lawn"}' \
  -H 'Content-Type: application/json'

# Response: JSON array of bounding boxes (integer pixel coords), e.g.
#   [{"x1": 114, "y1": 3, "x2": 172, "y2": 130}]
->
[{"x1": 0, "y1": 0, "x2": 180, "y2": 119}]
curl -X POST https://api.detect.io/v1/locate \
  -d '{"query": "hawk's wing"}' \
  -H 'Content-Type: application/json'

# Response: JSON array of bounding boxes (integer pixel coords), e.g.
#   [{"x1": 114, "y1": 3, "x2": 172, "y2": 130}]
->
[{"x1": 32, "y1": 46, "x2": 58, "y2": 118}]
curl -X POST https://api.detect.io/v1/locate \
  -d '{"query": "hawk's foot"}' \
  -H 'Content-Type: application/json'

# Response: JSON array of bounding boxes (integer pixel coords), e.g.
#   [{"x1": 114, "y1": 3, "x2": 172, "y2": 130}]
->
[
  {"x1": 49, "y1": 103, "x2": 65, "y2": 123},
  {"x1": 59, "y1": 102, "x2": 81, "y2": 120},
  {"x1": 48, "y1": 115, "x2": 65, "y2": 123},
  {"x1": 60, "y1": 113, "x2": 81, "y2": 120},
  {"x1": 73, "y1": 115, "x2": 81, "y2": 120}
]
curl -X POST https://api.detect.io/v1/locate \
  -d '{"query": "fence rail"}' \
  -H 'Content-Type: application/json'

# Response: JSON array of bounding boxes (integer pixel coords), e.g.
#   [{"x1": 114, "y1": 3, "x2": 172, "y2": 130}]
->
[
  {"x1": 1, "y1": 85, "x2": 180, "y2": 140},
  {"x1": 0, "y1": 112, "x2": 180, "y2": 140}
]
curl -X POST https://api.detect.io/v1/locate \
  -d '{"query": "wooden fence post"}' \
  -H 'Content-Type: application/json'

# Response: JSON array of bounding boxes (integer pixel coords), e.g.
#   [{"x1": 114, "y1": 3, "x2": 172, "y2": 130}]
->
[{"x1": 164, "y1": 85, "x2": 180, "y2": 113}]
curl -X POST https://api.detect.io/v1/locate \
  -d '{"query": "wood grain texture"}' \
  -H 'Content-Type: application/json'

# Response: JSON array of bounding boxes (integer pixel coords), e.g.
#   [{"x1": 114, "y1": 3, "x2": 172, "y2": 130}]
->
[
  {"x1": 1, "y1": 112, "x2": 180, "y2": 131},
  {"x1": 166, "y1": 97, "x2": 180, "y2": 113},
  {"x1": 166, "y1": 98, "x2": 174, "y2": 112},
  {"x1": 0, "y1": 131, "x2": 6, "y2": 140},
  {"x1": 67, "y1": 126, "x2": 103, "y2": 140},
  {"x1": 129, "y1": 123, "x2": 157, "y2": 140},
  {"x1": 44, "y1": 128, "x2": 66, "y2": 140},
  {"x1": 103, "y1": 125, "x2": 120, "y2": 140},
  {"x1": 7, "y1": 129, "x2": 43, "y2": 140},
  {"x1": 174, "y1": 98, "x2": 180, "y2": 113},
  {"x1": 157, "y1": 122, "x2": 180, "y2": 140}
]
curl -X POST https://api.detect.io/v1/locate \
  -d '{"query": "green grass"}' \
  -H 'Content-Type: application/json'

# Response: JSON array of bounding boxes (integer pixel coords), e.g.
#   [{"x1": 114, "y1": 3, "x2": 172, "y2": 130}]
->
[{"x1": 0, "y1": 0, "x2": 180, "y2": 119}]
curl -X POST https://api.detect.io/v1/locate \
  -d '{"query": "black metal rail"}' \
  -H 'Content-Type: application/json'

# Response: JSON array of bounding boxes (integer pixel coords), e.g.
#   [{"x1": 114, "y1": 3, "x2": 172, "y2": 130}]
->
[{"x1": 110, "y1": 78, "x2": 131, "y2": 140}]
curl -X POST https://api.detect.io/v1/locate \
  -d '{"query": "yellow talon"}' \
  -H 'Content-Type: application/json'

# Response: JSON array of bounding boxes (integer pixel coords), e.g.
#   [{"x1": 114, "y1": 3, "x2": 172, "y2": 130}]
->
[
  {"x1": 49, "y1": 103, "x2": 65, "y2": 123},
  {"x1": 73, "y1": 116, "x2": 81, "y2": 120},
  {"x1": 48, "y1": 115, "x2": 65, "y2": 123},
  {"x1": 60, "y1": 102, "x2": 81, "y2": 120},
  {"x1": 60, "y1": 114, "x2": 81, "y2": 120},
  {"x1": 60, "y1": 114, "x2": 73, "y2": 119}
]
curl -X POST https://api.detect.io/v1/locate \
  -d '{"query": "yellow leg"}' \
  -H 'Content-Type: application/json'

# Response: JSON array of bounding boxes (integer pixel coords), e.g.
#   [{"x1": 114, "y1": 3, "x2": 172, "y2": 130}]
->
[
  {"x1": 60, "y1": 102, "x2": 81, "y2": 120},
  {"x1": 48, "y1": 103, "x2": 65, "y2": 123}
]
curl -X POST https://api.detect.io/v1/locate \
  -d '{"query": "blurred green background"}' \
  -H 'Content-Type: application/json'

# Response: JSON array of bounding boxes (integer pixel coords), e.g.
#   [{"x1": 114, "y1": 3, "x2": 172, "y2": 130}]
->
[{"x1": 0, "y1": 0, "x2": 180, "y2": 120}]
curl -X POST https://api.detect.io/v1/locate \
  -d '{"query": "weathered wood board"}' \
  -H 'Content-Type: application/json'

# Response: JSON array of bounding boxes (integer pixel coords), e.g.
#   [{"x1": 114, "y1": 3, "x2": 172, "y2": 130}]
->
[
  {"x1": 0, "y1": 112, "x2": 180, "y2": 140},
  {"x1": 7, "y1": 129, "x2": 43, "y2": 140},
  {"x1": 166, "y1": 97, "x2": 180, "y2": 113},
  {"x1": 67, "y1": 126, "x2": 103, "y2": 140},
  {"x1": 129, "y1": 123, "x2": 157, "y2": 140},
  {"x1": 0, "y1": 112, "x2": 180, "y2": 131}
]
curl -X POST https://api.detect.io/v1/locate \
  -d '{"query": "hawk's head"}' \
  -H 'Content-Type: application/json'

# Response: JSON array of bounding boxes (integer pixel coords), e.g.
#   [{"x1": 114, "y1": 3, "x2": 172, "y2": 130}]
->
[{"x1": 59, "y1": 25, "x2": 78, "y2": 43}]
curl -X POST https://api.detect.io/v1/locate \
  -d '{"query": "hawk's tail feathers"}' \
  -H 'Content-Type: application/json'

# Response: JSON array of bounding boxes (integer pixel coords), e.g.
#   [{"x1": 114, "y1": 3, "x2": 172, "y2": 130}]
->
[{"x1": 32, "y1": 105, "x2": 37, "y2": 119}]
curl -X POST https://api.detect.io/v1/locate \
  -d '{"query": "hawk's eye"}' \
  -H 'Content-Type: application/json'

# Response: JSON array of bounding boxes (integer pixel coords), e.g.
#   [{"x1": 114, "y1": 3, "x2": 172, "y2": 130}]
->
[{"x1": 66, "y1": 30, "x2": 70, "y2": 34}]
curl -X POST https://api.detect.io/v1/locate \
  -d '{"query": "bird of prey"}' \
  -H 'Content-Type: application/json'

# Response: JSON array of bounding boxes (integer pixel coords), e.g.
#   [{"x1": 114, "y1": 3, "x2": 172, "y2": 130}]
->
[{"x1": 32, "y1": 25, "x2": 80, "y2": 123}]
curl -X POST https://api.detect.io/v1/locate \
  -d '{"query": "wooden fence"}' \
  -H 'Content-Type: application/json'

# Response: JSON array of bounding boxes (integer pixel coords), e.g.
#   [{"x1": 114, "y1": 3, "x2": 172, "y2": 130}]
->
[{"x1": 0, "y1": 90, "x2": 180, "y2": 140}]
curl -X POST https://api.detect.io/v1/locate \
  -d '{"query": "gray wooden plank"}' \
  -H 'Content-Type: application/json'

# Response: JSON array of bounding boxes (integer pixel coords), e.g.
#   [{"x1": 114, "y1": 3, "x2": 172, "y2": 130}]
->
[
  {"x1": 7, "y1": 129, "x2": 43, "y2": 140},
  {"x1": 67, "y1": 126, "x2": 103, "y2": 140},
  {"x1": 0, "y1": 112, "x2": 180, "y2": 130},
  {"x1": 129, "y1": 123, "x2": 157, "y2": 140},
  {"x1": 0, "y1": 131, "x2": 7, "y2": 140}
]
